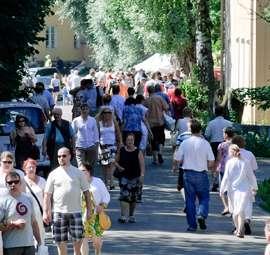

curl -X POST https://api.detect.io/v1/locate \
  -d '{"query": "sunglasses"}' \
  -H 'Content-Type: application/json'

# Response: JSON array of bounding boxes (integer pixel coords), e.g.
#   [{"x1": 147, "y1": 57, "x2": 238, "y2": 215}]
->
[
  {"x1": 58, "y1": 154, "x2": 67, "y2": 158},
  {"x1": 2, "y1": 161, "x2": 12, "y2": 164},
  {"x1": 6, "y1": 180, "x2": 20, "y2": 185}
]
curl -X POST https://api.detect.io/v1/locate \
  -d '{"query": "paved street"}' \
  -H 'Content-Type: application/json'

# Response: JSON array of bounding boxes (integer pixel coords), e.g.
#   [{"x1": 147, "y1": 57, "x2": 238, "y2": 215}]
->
[{"x1": 44, "y1": 115, "x2": 270, "y2": 254}]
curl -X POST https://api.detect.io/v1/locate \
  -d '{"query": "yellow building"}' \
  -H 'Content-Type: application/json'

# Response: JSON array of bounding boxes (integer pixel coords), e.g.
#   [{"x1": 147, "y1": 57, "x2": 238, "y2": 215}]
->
[
  {"x1": 34, "y1": 9, "x2": 91, "y2": 63},
  {"x1": 224, "y1": 0, "x2": 270, "y2": 124}
]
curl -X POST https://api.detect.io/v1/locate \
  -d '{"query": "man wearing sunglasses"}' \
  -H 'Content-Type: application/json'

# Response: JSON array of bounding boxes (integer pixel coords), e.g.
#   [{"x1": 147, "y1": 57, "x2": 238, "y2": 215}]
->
[
  {"x1": 43, "y1": 147, "x2": 91, "y2": 255},
  {"x1": 0, "y1": 172, "x2": 41, "y2": 255}
]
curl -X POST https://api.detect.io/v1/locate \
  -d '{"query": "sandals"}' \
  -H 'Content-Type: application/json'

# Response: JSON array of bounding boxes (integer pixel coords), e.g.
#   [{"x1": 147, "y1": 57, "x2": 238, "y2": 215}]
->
[{"x1": 221, "y1": 210, "x2": 230, "y2": 216}]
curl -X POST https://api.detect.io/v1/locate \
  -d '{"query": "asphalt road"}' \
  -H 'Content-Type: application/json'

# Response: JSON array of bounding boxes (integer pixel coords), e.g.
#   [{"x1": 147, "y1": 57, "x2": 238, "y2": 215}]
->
[{"x1": 45, "y1": 104, "x2": 270, "y2": 254}]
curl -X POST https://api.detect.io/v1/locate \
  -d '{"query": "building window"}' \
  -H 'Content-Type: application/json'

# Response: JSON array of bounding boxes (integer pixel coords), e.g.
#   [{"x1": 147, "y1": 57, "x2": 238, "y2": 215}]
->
[
  {"x1": 74, "y1": 34, "x2": 80, "y2": 49},
  {"x1": 46, "y1": 26, "x2": 56, "y2": 49}
]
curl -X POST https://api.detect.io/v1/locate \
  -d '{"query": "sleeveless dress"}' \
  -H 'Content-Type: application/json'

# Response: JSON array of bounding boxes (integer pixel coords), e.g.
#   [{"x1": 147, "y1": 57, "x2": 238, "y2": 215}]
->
[{"x1": 118, "y1": 147, "x2": 142, "y2": 203}]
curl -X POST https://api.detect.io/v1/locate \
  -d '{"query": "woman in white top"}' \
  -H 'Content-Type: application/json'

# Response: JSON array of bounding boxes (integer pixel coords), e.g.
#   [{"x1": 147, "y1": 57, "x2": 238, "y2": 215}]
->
[
  {"x1": 220, "y1": 144, "x2": 257, "y2": 238},
  {"x1": 23, "y1": 158, "x2": 46, "y2": 245},
  {"x1": 80, "y1": 164, "x2": 110, "y2": 255},
  {"x1": 96, "y1": 107, "x2": 122, "y2": 190},
  {"x1": 50, "y1": 72, "x2": 61, "y2": 104}
]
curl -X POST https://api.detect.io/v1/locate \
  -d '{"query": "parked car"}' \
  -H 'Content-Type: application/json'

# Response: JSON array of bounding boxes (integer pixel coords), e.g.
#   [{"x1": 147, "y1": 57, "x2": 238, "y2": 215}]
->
[
  {"x1": 0, "y1": 101, "x2": 50, "y2": 176},
  {"x1": 28, "y1": 67, "x2": 59, "y2": 89}
]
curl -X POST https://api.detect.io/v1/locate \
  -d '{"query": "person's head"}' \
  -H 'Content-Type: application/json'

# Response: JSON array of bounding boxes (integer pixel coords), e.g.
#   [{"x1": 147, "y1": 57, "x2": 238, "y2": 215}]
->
[
  {"x1": 80, "y1": 103, "x2": 90, "y2": 116},
  {"x1": 79, "y1": 163, "x2": 93, "y2": 180},
  {"x1": 174, "y1": 88, "x2": 182, "y2": 97},
  {"x1": 5, "y1": 171, "x2": 21, "y2": 192},
  {"x1": 190, "y1": 119, "x2": 202, "y2": 134},
  {"x1": 99, "y1": 107, "x2": 113, "y2": 121},
  {"x1": 53, "y1": 73, "x2": 58, "y2": 79},
  {"x1": 231, "y1": 135, "x2": 246, "y2": 148},
  {"x1": 125, "y1": 97, "x2": 136, "y2": 106},
  {"x1": 102, "y1": 94, "x2": 111, "y2": 105},
  {"x1": 127, "y1": 87, "x2": 135, "y2": 97},
  {"x1": 34, "y1": 82, "x2": 45, "y2": 94},
  {"x1": 135, "y1": 94, "x2": 145, "y2": 104},
  {"x1": 112, "y1": 85, "x2": 120, "y2": 95},
  {"x1": 57, "y1": 147, "x2": 71, "y2": 167},
  {"x1": 0, "y1": 151, "x2": 14, "y2": 171},
  {"x1": 74, "y1": 70, "x2": 79, "y2": 76},
  {"x1": 52, "y1": 107, "x2": 63, "y2": 121},
  {"x1": 23, "y1": 158, "x2": 37, "y2": 177},
  {"x1": 229, "y1": 144, "x2": 241, "y2": 158},
  {"x1": 215, "y1": 106, "x2": 224, "y2": 116},
  {"x1": 125, "y1": 133, "x2": 135, "y2": 147},
  {"x1": 154, "y1": 71, "x2": 162, "y2": 80},
  {"x1": 15, "y1": 115, "x2": 27, "y2": 129},
  {"x1": 182, "y1": 107, "x2": 193, "y2": 118},
  {"x1": 84, "y1": 79, "x2": 93, "y2": 89},
  {"x1": 223, "y1": 126, "x2": 234, "y2": 140}
]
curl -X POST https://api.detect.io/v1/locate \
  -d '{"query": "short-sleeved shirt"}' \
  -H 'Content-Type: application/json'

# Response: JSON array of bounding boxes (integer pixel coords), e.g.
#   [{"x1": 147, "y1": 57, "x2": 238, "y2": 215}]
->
[
  {"x1": 217, "y1": 141, "x2": 231, "y2": 172},
  {"x1": 45, "y1": 165, "x2": 89, "y2": 213},
  {"x1": 240, "y1": 148, "x2": 258, "y2": 171},
  {"x1": 0, "y1": 193, "x2": 35, "y2": 248},
  {"x1": 122, "y1": 105, "x2": 143, "y2": 132},
  {"x1": 175, "y1": 135, "x2": 215, "y2": 172}
]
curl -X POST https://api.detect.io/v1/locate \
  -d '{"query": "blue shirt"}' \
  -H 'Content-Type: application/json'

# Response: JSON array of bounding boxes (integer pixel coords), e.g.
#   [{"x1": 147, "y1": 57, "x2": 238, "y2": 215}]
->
[
  {"x1": 45, "y1": 122, "x2": 74, "y2": 145},
  {"x1": 123, "y1": 105, "x2": 143, "y2": 132}
]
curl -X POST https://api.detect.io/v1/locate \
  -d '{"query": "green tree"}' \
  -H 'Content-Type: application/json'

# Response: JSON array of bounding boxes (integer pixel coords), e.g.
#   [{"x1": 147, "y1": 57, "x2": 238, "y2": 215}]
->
[{"x1": 0, "y1": 0, "x2": 53, "y2": 101}]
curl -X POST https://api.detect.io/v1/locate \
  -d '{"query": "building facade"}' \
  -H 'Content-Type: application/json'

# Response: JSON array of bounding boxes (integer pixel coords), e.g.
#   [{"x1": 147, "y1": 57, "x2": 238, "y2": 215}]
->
[
  {"x1": 34, "y1": 9, "x2": 91, "y2": 63},
  {"x1": 224, "y1": 0, "x2": 270, "y2": 124}
]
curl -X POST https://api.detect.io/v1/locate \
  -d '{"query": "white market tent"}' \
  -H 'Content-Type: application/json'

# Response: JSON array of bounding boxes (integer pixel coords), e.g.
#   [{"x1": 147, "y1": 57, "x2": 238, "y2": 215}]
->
[{"x1": 134, "y1": 54, "x2": 174, "y2": 74}]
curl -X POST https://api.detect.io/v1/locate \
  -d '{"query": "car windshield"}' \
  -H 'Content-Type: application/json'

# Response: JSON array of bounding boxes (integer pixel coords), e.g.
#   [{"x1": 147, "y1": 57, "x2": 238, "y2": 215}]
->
[
  {"x1": 36, "y1": 68, "x2": 57, "y2": 76},
  {"x1": 0, "y1": 107, "x2": 45, "y2": 136}
]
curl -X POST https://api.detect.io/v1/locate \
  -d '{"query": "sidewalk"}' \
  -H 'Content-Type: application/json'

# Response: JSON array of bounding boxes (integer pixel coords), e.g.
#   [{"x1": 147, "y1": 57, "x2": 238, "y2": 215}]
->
[{"x1": 46, "y1": 146, "x2": 270, "y2": 254}]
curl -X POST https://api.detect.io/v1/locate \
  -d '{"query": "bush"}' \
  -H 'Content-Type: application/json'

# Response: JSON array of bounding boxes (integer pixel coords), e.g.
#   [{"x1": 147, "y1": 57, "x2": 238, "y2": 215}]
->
[
  {"x1": 258, "y1": 179, "x2": 270, "y2": 212},
  {"x1": 181, "y1": 70, "x2": 210, "y2": 127}
]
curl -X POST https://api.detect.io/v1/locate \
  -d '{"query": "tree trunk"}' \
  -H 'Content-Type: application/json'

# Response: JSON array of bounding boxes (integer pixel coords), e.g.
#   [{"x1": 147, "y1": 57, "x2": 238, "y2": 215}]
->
[{"x1": 195, "y1": 0, "x2": 215, "y2": 114}]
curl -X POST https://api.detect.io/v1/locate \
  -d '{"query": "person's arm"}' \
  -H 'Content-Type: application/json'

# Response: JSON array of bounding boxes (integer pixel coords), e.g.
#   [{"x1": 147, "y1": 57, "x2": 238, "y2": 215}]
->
[
  {"x1": 138, "y1": 150, "x2": 145, "y2": 182},
  {"x1": 32, "y1": 216, "x2": 41, "y2": 246},
  {"x1": 43, "y1": 192, "x2": 52, "y2": 225},
  {"x1": 83, "y1": 190, "x2": 91, "y2": 220},
  {"x1": 207, "y1": 160, "x2": 215, "y2": 171}
]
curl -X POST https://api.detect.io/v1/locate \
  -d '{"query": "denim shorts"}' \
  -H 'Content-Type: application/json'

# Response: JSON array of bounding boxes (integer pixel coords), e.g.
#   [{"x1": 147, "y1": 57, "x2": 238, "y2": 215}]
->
[{"x1": 53, "y1": 212, "x2": 83, "y2": 242}]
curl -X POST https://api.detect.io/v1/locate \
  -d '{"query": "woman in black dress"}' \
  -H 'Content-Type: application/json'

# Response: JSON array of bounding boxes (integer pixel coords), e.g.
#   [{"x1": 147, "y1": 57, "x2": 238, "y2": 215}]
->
[{"x1": 115, "y1": 133, "x2": 145, "y2": 223}]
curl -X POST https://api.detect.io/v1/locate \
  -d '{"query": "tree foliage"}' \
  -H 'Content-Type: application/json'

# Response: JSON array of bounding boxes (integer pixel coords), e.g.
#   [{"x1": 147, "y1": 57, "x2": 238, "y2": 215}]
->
[
  {"x1": 57, "y1": 0, "x2": 220, "y2": 72},
  {"x1": 0, "y1": 0, "x2": 54, "y2": 101},
  {"x1": 233, "y1": 86, "x2": 270, "y2": 111}
]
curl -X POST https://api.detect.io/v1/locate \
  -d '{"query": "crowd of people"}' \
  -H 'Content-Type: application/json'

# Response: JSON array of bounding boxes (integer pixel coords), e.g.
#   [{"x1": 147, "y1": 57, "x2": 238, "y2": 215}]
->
[{"x1": 0, "y1": 66, "x2": 268, "y2": 255}]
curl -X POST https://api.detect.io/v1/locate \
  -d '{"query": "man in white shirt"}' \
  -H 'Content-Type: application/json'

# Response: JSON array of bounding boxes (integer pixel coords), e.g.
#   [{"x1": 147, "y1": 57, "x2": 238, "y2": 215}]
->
[
  {"x1": 72, "y1": 104, "x2": 99, "y2": 168},
  {"x1": 43, "y1": 147, "x2": 91, "y2": 255},
  {"x1": 205, "y1": 106, "x2": 232, "y2": 191},
  {"x1": 175, "y1": 119, "x2": 215, "y2": 232},
  {"x1": 232, "y1": 135, "x2": 258, "y2": 235}
]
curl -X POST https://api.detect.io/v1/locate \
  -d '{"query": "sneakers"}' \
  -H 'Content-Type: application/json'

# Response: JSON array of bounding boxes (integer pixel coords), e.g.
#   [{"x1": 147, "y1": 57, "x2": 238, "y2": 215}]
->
[
  {"x1": 118, "y1": 216, "x2": 127, "y2": 223},
  {"x1": 198, "y1": 217, "x2": 207, "y2": 230},
  {"x1": 128, "y1": 216, "x2": 136, "y2": 223},
  {"x1": 186, "y1": 227, "x2": 197, "y2": 232}
]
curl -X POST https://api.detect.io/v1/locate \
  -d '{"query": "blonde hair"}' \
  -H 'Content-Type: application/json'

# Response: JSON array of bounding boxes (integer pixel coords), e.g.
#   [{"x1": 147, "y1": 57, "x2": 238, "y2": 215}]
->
[
  {"x1": 0, "y1": 151, "x2": 14, "y2": 162},
  {"x1": 229, "y1": 144, "x2": 241, "y2": 158}
]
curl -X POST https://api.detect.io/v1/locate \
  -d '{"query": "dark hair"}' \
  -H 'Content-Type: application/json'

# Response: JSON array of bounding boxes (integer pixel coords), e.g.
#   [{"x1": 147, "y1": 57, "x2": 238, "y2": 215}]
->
[
  {"x1": 102, "y1": 94, "x2": 111, "y2": 104},
  {"x1": 15, "y1": 115, "x2": 29, "y2": 128},
  {"x1": 182, "y1": 107, "x2": 192, "y2": 117},
  {"x1": 147, "y1": 85, "x2": 155, "y2": 94},
  {"x1": 174, "y1": 88, "x2": 182, "y2": 96},
  {"x1": 154, "y1": 84, "x2": 161, "y2": 92},
  {"x1": 5, "y1": 171, "x2": 20, "y2": 182},
  {"x1": 34, "y1": 83, "x2": 45, "y2": 94},
  {"x1": 232, "y1": 135, "x2": 245, "y2": 148},
  {"x1": 35, "y1": 82, "x2": 45, "y2": 90},
  {"x1": 190, "y1": 119, "x2": 202, "y2": 134},
  {"x1": 224, "y1": 127, "x2": 234, "y2": 138},
  {"x1": 112, "y1": 85, "x2": 120, "y2": 95},
  {"x1": 80, "y1": 103, "x2": 89, "y2": 109},
  {"x1": 127, "y1": 87, "x2": 135, "y2": 97},
  {"x1": 125, "y1": 97, "x2": 136, "y2": 105},
  {"x1": 81, "y1": 163, "x2": 93, "y2": 176},
  {"x1": 215, "y1": 106, "x2": 224, "y2": 116},
  {"x1": 136, "y1": 94, "x2": 145, "y2": 104}
]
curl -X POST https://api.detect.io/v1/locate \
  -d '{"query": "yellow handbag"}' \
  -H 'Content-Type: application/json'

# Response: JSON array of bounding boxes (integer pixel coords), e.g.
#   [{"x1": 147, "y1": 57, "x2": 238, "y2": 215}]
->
[{"x1": 99, "y1": 210, "x2": 111, "y2": 230}]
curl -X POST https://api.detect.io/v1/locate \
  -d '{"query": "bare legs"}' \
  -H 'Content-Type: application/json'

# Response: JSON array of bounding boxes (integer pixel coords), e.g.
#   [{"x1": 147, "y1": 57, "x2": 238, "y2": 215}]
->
[
  {"x1": 119, "y1": 201, "x2": 137, "y2": 222},
  {"x1": 57, "y1": 241, "x2": 83, "y2": 255},
  {"x1": 81, "y1": 237, "x2": 103, "y2": 255},
  {"x1": 102, "y1": 164, "x2": 114, "y2": 189}
]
